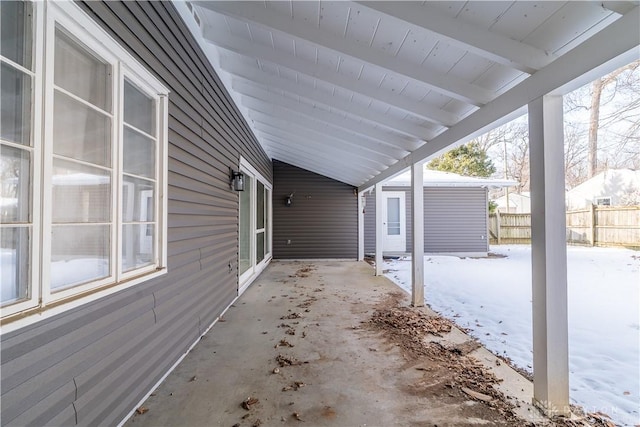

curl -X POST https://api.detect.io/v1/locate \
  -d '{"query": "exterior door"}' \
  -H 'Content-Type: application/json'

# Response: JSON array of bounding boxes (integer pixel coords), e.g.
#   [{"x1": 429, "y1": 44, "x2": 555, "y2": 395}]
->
[
  {"x1": 383, "y1": 192, "x2": 406, "y2": 252},
  {"x1": 238, "y1": 159, "x2": 272, "y2": 295}
]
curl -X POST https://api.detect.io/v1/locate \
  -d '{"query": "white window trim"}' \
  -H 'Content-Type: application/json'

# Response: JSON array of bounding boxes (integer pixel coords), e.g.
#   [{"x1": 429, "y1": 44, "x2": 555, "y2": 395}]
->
[
  {"x1": 238, "y1": 157, "x2": 272, "y2": 294},
  {"x1": 0, "y1": 1, "x2": 45, "y2": 318},
  {"x1": 1, "y1": 1, "x2": 169, "y2": 332}
]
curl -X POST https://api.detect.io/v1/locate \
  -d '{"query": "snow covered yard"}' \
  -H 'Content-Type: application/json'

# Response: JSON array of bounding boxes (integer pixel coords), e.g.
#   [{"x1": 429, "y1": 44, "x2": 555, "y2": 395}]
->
[{"x1": 383, "y1": 245, "x2": 639, "y2": 426}]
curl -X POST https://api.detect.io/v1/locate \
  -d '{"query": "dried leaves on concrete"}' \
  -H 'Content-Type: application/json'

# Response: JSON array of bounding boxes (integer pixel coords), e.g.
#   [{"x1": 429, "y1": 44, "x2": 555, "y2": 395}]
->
[
  {"x1": 367, "y1": 292, "x2": 524, "y2": 424},
  {"x1": 241, "y1": 397, "x2": 259, "y2": 410},
  {"x1": 275, "y1": 354, "x2": 303, "y2": 367}
]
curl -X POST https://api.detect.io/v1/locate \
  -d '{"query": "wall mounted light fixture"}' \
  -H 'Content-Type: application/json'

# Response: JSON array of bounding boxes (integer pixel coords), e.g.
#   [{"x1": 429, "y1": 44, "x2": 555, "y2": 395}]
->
[
  {"x1": 230, "y1": 171, "x2": 245, "y2": 191},
  {"x1": 285, "y1": 193, "x2": 294, "y2": 207}
]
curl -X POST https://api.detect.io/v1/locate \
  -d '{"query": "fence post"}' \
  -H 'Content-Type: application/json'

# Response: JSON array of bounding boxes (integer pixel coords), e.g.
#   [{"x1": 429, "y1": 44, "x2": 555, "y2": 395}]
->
[
  {"x1": 590, "y1": 204, "x2": 596, "y2": 246},
  {"x1": 496, "y1": 209, "x2": 501, "y2": 245}
]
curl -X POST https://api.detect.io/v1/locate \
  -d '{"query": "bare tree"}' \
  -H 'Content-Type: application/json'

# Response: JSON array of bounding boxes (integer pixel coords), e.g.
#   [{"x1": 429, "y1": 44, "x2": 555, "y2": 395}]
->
[{"x1": 587, "y1": 60, "x2": 640, "y2": 176}]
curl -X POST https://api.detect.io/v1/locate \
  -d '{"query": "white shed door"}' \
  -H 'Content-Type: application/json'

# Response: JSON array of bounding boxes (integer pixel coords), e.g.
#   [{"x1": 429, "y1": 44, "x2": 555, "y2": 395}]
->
[{"x1": 383, "y1": 192, "x2": 406, "y2": 252}]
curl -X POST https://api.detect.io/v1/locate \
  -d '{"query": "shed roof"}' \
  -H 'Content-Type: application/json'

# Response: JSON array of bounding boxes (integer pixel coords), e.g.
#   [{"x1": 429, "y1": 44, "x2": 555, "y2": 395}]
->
[
  {"x1": 178, "y1": 1, "x2": 639, "y2": 189},
  {"x1": 385, "y1": 169, "x2": 517, "y2": 189}
]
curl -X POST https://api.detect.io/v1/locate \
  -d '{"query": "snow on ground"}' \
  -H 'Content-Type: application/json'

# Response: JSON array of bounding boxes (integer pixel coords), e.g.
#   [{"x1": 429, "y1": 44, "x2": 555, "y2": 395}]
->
[{"x1": 384, "y1": 245, "x2": 639, "y2": 426}]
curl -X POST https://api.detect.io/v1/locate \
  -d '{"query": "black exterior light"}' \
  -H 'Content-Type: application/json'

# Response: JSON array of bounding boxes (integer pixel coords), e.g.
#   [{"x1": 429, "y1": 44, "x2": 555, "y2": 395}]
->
[
  {"x1": 230, "y1": 171, "x2": 244, "y2": 191},
  {"x1": 285, "y1": 193, "x2": 294, "y2": 207}
]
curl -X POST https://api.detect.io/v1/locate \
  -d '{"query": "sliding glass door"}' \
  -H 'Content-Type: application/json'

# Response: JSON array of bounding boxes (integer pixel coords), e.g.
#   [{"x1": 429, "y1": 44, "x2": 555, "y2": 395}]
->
[{"x1": 238, "y1": 159, "x2": 272, "y2": 292}]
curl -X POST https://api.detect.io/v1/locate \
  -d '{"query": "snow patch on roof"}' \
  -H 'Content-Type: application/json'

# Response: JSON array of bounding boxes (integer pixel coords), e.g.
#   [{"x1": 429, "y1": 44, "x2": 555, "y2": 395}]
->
[{"x1": 385, "y1": 169, "x2": 517, "y2": 189}]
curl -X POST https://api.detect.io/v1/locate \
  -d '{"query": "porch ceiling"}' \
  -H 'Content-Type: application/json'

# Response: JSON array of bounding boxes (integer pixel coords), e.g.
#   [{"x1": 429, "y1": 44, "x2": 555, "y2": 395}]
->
[{"x1": 187, "y1": 1, "x2": 639, "y2": 188}]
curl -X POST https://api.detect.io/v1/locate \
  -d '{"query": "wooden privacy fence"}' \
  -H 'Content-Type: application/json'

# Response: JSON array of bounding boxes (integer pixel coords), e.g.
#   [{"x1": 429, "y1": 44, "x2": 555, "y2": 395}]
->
[{"x1": 489, "y1": 206, "x2": 640, "y2": 248}]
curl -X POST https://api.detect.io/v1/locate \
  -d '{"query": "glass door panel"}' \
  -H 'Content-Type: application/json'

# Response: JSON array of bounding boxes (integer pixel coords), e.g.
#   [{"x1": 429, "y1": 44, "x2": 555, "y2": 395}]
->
[{"x1": 387, "y1": 197, "x2": 401, "y2": 235}]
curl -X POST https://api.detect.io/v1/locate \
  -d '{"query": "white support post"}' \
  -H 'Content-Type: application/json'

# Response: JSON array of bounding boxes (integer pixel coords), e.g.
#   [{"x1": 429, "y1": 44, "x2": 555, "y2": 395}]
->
[
  {"x1": 411, "y1": 163, "x2": 424, "y2": 307},
  {"x1": 528, "y1": 95, "x2": 570, "y2": 416},
  {"x1": 358, "y1": 192, "x2": 365, "y2": 261},
  {"x1": 375, "y1": 183, "x2": 384, "y2": 276}
]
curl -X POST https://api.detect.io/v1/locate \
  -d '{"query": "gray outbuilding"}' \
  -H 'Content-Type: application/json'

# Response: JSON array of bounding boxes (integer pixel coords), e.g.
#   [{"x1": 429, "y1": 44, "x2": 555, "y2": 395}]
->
[{"x1": 364, "y1": 169, "x2": 515, "y2": 257}]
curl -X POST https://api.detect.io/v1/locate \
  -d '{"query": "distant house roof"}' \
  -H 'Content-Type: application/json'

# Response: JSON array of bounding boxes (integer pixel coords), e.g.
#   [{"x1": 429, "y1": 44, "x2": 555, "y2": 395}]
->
[
  {"x1": 568, "y1": 169, "x2": 640, "y2": 194},
  {"x1": 385, "y1": 169, "x2": 518, "y2": 189},
  {"x1": 566, "y1": 169, "x2": 640, "y2": 208}
]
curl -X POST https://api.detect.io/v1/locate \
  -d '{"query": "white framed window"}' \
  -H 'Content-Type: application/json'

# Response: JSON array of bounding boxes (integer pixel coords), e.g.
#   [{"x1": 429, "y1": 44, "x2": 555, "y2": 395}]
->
[
  {"x1": 595, "y1": 197, "x2": 611, "y2": 206},
  {"x1": 1, "y1": 1, "x2": 169, "y2": 324},
  {"x1": 238, "y1": 158, "x2": 272, "y2": 294}
]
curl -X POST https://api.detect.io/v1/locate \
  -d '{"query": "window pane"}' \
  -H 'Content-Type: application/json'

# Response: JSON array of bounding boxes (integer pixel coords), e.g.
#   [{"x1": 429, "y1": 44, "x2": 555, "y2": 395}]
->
[
  {"x1": 256, "y1": 231, "x2": 264, "y2": 264},
  {"x1": 53, "y1": 91, "x2": 111, "y2": 167},
  {"x1": 52, "y1": 158, "x2": 111, "y2": 223},
  {"x1": 387, "y1": 197, "x2": 400, "y2": 235},
  {"x1": 257, "y1": 181, "x2": 265, "y2": 229},
  {"x1": 1, "y1": 62, "x2": 32, "y2": 145},
  {"x1": 123, "y1": 127, "x2": 155, "y2": 178},
  {"x1": 122, "y1": 176, "x2": 154, "y2": 223},
  {"x1": 124, "y1": 80, "x2": 155, "y2": 136},
  {"x1": 54, "y1": 27, "x2": 111, "y2": 111},
  {"x1": 1, "y1": 144, "x2": 30, "y2": 223},
  {"x1": 0, "y1": 1, "x2": 32, "y2": 69},
  {"x1": 1, "y1": 227, "x2": 29, "y2": 304},
  {"x1": 239, "y1": 177, "x2": 251, "y2": 276},
  {"x1": 122, "y1": 224, "x2": 154, "y2": 272},
  {"x1": 51, "y1": 225, "x2": 110, "y2": 290}
]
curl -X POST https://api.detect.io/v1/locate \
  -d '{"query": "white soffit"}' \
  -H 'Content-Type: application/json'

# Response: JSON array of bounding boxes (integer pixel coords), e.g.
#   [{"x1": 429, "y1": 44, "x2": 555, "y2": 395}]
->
[{"x1": 180, "y1": 1, "x2": 639, "y2": 188}]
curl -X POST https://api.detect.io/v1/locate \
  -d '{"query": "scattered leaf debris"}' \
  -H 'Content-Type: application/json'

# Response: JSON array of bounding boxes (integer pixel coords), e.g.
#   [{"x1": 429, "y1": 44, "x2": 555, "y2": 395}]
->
[
  {"x1": 296, "y1": 297, "x2": 317, "y2": 308},
  {"x1": 281, "y1": 312, "x2": 303, "y2": 320},
  {"x1": 276, "y1": 354, "x2": 303, "y2": 367},
  {"x1": 282, "y1": 381, "x2": 306, "y2": 391},
  {"x1": 241, "y1": 397, "x2": 259, "y2": 410},
  {"x1": 367, "y1": 292, "x2": 523, "y2": 424},
  {"x1": 275, "y1": 339, "x2": 294, "y2": 348},
  {"x1": 292, "y1": 412, "x2": 303, "y2": 421}
]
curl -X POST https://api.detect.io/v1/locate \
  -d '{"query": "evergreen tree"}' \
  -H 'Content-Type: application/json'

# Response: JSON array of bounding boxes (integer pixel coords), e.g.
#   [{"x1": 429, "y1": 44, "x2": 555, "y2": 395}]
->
[{"x1": 428, "y1": 142, "x2": 496, "y2": 177}]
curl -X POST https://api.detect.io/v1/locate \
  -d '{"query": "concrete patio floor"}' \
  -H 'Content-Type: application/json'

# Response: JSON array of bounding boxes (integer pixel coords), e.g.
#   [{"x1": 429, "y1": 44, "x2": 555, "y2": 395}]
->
[{"x1": 125, "y1": 260, "x2": 547, "y2": 427}]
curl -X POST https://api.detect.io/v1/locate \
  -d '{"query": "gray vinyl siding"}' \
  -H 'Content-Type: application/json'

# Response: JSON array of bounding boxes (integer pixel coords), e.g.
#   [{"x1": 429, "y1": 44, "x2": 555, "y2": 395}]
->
[
  {"x1": 273, "y1": 161, "x2": 357, "y2": 259},
  {"x1": 364, "y1": 187, "x2": 489, "y2": 254},
  {"x1": 1, "y1": 2, "x2": 271, "y2": 426},
  {"x1": 424, "y1": 187, "x2": 489, "y2": 253}
]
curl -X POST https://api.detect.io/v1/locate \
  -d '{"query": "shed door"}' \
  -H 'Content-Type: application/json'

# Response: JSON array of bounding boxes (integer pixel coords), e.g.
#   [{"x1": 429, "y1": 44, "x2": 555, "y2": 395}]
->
[{"x1": 383, "y1": 192, "x2": 406, "y2": 252}]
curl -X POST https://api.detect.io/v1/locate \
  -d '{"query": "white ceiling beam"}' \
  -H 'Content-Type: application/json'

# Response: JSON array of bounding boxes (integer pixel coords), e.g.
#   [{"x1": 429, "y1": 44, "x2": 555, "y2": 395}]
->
[
  {"x1": 254, "y1": 125, "x2": 393, "y2": 169},
  {"x1": 249, "y1": 114, "x2": 402, "y2": 165},
  {"x1": 354, "y1": 1, "x2": 554, "y2": 74},
  {"x1": 197, "y1": 1, "x2": 492, "y2": 105},
  {"x1": 235, "y1": 85, "x2": 421, "y2": 151},
  {"x1": 202, "y1": 25, "x2": 461, "y2": 126},
  {"x1": 223, "y1": 65, "x2": 442, "y2": 139},
  {"x1": 247, "y1": 109, "x2": 409, "y2": 159},
  {"x1": 260, "y1": 136, "x2": 383, "y2": 174},
  {"x1": 359, "y1": 6, "x2": 640, "y2": 191},
  {"x1": 253, "y1": 121, "x2": 394, "y2": 166}
]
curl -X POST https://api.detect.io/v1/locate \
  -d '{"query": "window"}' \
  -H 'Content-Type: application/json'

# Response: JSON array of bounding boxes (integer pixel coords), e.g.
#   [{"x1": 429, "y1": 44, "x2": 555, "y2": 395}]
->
[
  {"x1": 595, "y1": 197, "x2": 611, "y2": 206},
  {"x1": 1, "y1": 1, "x2": 168, "y2": 322}
]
